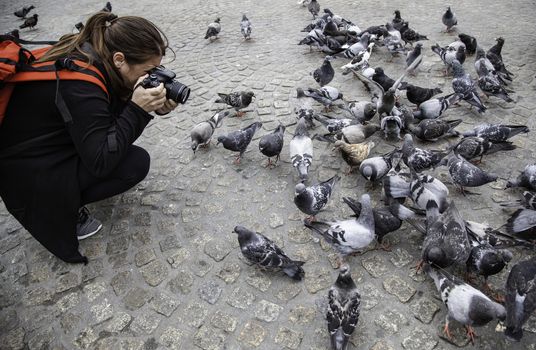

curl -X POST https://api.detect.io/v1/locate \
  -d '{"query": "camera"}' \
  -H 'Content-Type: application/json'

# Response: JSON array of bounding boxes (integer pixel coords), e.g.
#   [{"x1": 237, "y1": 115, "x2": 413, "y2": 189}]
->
[{"x1": 141, "y1": 65, "x2": 190, "y2": 104}]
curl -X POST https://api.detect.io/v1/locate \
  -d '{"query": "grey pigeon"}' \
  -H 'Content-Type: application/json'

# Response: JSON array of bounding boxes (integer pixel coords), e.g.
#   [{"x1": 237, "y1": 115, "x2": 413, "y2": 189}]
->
[
  {"x1": 441, "y1": 6, "x2": 457, "y2": 32},
  {"x1": 486, "y1": 37, "x2": 513, "y2": 82},
  {"x1": 499, "y1": 191, "x2": 536, "y2": 211},
  {"x1": 234, "y1": 226, "x2": 305, "y2": 280},
  {"x1": 399, "y1": 22, "x2": 428, "y2": 46},
  {"x1": 217, "y1": 121, "x2": 262, "y2": 164},
  {"x1": 205, "y1": 18, "x2": 221, "y2": 40},
  {"x1": 295, "y1": 107, "x2": 316, "y2": 128},
  {"x1": 383, "y1": 23, "x2": 405, "y2": 56},
  {"x1": 447, "y1": 153, "x2": 498, "y2": 194},
  {"x1": 506, "y1": 163, "x2": 536, "y2": 191},
  {"x1": 405, "y1": 84, "x2": 443, "y2": 106},
  {"x1": 359, "y1": 149, "x2": 401, "y2": 183},
  {"x1": 504, "y1": 208, "x2": 536, "y2": 240},
  {"x1": 336, "y1": 124, "x2": 380, "y2": 144},
  {"x1": 215, "y1": 91, "x2": 255, "y2": 117},
  {"x1": 383, "y1": 172, "x2": 449, "y2": 213},
  {"x1": 391, "y1": 10, "x2": 405, "y2": 31},
  {"x1": 451, "y1": 136, "x2": 516, "y2": 162},
  {"x1": 346, "y1": 101, "x2": 376, "y2": 123},
  {"x1": 312, "y1": 56, "x2": 335, "y2": 86},
  {"x1": 314, "y1": 114, "x2": 355, "y2": 134},
  {"x1": 341, "y1": 33, "x2": 371, "y2": 59},
  {"x1": 290, "y1": 117, "x2": 313, "y2": 181},
  {"x1": 304, "y1": 195, "x2": 376, "y2": 260},
  {"x1": 327, "y1": 265, "x2": 361, "y2": 350},
  {"x1": 504, "y1": 257, "x2": 536, "y2": 341},
  {"x1": 462, "y1": 123, "x2": 529, "y2": 143},
  {"x1": 452, "y1": 60, "x2": 486, "y2": 113},
  {"x1": 308, "y1": 0, "x2": 320, "y2": 19},
  {"x1": 380, "y1": 113, "x2": 404, "y2": 141},
  {"x1": 406, "y1": 43, "x2": 424, "y2": 73},
  {"x1": 422, "y1": 200, "x2": 471, "y2": 269},
  {"x1": 14, "y1": 5, "x2": 35, "y2": 19},
  {"x1": 259, "y1": 124, "x2": 285, "y2": 167},
  {"x1": 407, "y1": 119, "x2": 462, "y2": 141},
  {"x1": 294, "y1": 174, "x2": 340, "y2": 221},
  {"x1": 240, "y1": 14, "x2": 252, "y2": 40},
  {"x1": 466, "y1": 239, "x2": 513, "y2": 292},
  {"x1": 401, "y1": 134, "x2": 448, "y2": 172},
  {"x1": 19, "y1": 14, "x2": 38, "y2": 30},
  {"x1": 474, "y1": 48, "x2": 499, "y2": 79},
  {"x1": 340, "y1": 43, "x2": 374, "y2": 75},
  {"x1": 413, "y1": 93, "x2": 461, "y2": 119},
  {"x1": 477, "y1": 65, "x2": 514, "y2": 103},
  {"x1": 190, "y1": 111, "x2": 229, "y2": 153},
  {"x1": 431, "y1": 44, "x2": 465, "y2": 73},
  {"x1": 426, "y1": 265, "x2": 506, "y2": 344},
  {"x1": 458, "y1": 33, "x2": 477, "y2": 55},
  {"x1": 297, "y1": 86, "x2": 344, "y2": 111}
]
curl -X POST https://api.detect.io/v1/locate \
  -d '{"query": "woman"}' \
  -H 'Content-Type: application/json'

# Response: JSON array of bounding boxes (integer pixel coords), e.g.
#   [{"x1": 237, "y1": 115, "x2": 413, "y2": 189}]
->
[{"x1": 0, "y1": 12, "x2": 178, "y2": 263}]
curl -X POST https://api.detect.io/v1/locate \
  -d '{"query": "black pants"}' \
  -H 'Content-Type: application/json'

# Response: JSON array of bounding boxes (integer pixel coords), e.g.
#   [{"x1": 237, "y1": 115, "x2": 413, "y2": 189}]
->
[{"x1": 78, "y1": 145, "x2": 150, "y2": 205}]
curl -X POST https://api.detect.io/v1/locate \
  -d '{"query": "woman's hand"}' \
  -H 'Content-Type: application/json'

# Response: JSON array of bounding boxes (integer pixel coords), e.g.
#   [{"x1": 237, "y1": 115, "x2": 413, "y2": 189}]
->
[
  {"x1": 131, "y1": 75, "x2": 167, "y2": 113},
  {"x1": 155, "y1": 99, "x2": 179, "y2": 115}
]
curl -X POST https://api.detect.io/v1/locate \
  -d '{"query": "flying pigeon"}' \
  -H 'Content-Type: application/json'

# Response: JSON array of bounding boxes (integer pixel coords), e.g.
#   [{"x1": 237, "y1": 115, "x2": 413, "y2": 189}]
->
[
  {"x1": 405, "y1": 84, "x2": 443, "y2": 106},
  {"x1": 234, "y1": 226, "x2": 305, "y2": 280},
  {"x1": 240, "y1": 14, "x2": 252, "y2": 40},
  {"x1": 215, "y1": 91, "x2": 255, "y2": 117},
  {"x1": 441, "y1": 6, "x2": 457, "y2": 32},
  {"x1": 407, "y1": 118, "x2": 462, "y2": 141},
  {"x1": 217, "y1": 121, "x2": 262, "y2": 164},
  {"x1": 19, "y1": 14, "x2": 38, "y2": 30},
  {"x1": 451, "y1": 60, "x2": 486, "y2": 113},
  {"x1": 205, "y1": 18, "x2": 221, "y2": 40},
  {"x1": 422, "y1": 200, "x2": 471, "y2": 269},
  {"x1": 312, "y1": 56, "x2": 335, "y2": 87},
  {"x1": 447, "y1": 153, "x2": 498, "y2": 194},
  {"x1": 504, "y1": 257, "x2": 536, "y2": 341},
  {"x1": 426, "y1": 265, "x2": 506, "y2": 344},
  {"x1": 327, "y1": 265, "x2": 361, "y2": 350},
  {"x1": 334, "y1": 140, "x2": 374, "y2": 173},
  {"x1": 506, "y1": 163, "x2": 536, "y2": 191},
  {"x1": 294, "y1": 174, "x2": 340, "y2": 222},
  {"x1": 359, "y1": 149, "x2": 401, "y2": 183},
  {"x1": 450, "y1": 137, "x2": 516, "y2": 162},
  {"x1": 462, "y1": 123, "x2": 529, "y2": 143},
  {"x1": 401, "y1": 134, "x2": 448, "y2": 172},
  {"x1": 190, "y1": 111, "x2": 230, "y2": 153},
  {"x1": 458, "y1": 33, "x2": 477, "y2": 55},
  {"x1": 259, "y1": 124, "x2": 285, "y2": 167},
  {"x1": 290, "y1": 117, "x2": 313, "y2": 181},
  {"x1": 14, "y1": 5, "x2": 35, "y2": 19},
  {"x1": 412, "y1": 93, "x2": 462, "y2": 119}
]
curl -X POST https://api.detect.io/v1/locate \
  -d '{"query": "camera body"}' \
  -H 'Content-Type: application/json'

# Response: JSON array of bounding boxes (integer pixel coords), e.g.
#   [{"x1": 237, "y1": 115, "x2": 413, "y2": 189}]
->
[{"x1": 141, "y1": 66, "x2": 190, "y2": 104}]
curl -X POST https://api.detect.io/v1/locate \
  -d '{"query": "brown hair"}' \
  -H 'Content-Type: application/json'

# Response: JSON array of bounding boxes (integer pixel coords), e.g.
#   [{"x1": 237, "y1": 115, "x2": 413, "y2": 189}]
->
[{"x1": 38, "y1": 12, "x2": 169, "y2": 99}]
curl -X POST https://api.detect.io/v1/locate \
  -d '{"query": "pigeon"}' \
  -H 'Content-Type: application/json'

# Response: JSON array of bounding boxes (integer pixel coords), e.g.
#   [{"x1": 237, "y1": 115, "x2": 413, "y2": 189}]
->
[
  {"x1": 383, "y1": 23, "x2": 405, "y2": 56},
  {"x1": 205, "y1": 18, "x2": 221, "y2": 40},
  {"x1": 504, "y1": 208, "x2": 536, "y2": 240},
  {"x1": 234, "y1": 226, "x2": 305, "y2": 280},
  {"x1": 334, "y1": 140, "x2": 375, "y2": 172},
  {"x1": 447, "y1": 153, "x2": 498, "y2": 194},
  {"x1": 383, "y1": 172, "x2": 449, "y2": 213},
  {"x1": 405, "y1": 85, "x2": 443, "y2": 106},
  {"x1": 304, "y1": 194, "x2": 376, "y2": 260},
  {"x1": 426, "y1": 265, "x2": 506, "y2": 344},
  {"x1": 380, "y1": 113, "x2": 404, "y2": 141},
  {"x1": 75, "y1": 22, "x2": 84, "y2": 32},
  {"x1": 451, "y1": 60, "x2": 486, "y2": 113},
  {"x1": 399, "y1": 22, "x2": 428, "y2": 46},
  {"x1": 4, "y1": 29, "x2": 20, "y2": 38},
  {"x1": 359, "y1": 149, "x2": 401, "y2": 183},
  {"x1": 441, "y1": 6, "x2": 458, "y2": 32},
  {"x1": 422, "y1": 200, "x2": 471, "y2": 269},
  {"x1": 314, "y1": 115, "x2": 355, "y2": 134},
  {"x1": 478, "y1": 65, "x2": 514, "y2": 103},
  {"x1": 340, "y1": 43, "x2": 374, "y2": 74},
  {"x1": 407, "y1": 119, "x2": 462, "y2": 141},
  {"x1": 506, "y1": 164, "x2": 536, "y2": 191},
  {"x1": 401, "y1": 134, "x2": 448, "y2": 172},
  {"x1": 327, "y1": 265, "x2": 361, "y2": 350},
  {"x1": 295, "y1": 107, "x2": 317, "y2": 128},
  {"x1": 335, "y1": 124, "x2": 380, "y2": 144},
  {"x1": 462, "y1": 124, "x2": 529, "y2": 143},
  {"x1": 240, "y1": 14, "x2": 252, "y2": 40},
  {"x1": 14, "y1": 5, "x2": 35, "y2": 19},
  {"x1": 215, "y1": 91, "x2": 255, "y2": 117},
  {"x1": 371, "y1": 67, "x2": 408, "y2": 92},
  {"x1": 190, "y1": 111, "x2": 230, "y2": 153},
  {"x1": 466, "y1": 239, "x2": 513, "y2": 293},
  {"x1": 448, "y1": 40, "x2": 466, "y2": 51},
  {"x1": 504, "y1": 257, "x2": 536, "y2": 341},
  {"x1": 486, "y1": 37, "x2": 513, "y2": 81},
  {"x1": 458, "y1": 33, "x2": 477, "y2": 55},
  {"x1": 499, "y1": 191, "x2": 536, "y2": 211},
  {"x1": 405, "y1": 43, "x2": 424, "y2": 73},
  {"x1": 217, "y1": 122, "x2": 262, "y2": 164},
  {"x1": 474, "y1": 48, "x2": 497, "y2": 79},
  {"x1": 391, "y1": 10, "x2": 405, "y2": 31},
  {"x1": 19, "y1": 14, "x2": 38, "y2": 30},
  {"x1": 312, "y1": 56, "x2": 335, "y2": 87},
  {"x1": 294, "y1": 174, "x2": 340, "y2": 221},
  {"x1": 450, "y1": 137, "x2": 516, "y2": 162},
  {"x1": 101, "y1": 1, "x2": 112, "y2": 12},
  {"x1": 346, "y1": 101, "x2": 376, "y2": 123},
  {"x1": 259, "y1": 124, "x2": 285, "y2": 167},
  {"x1": 290, "y1": 117, "x2": 313, "y2": 181},
  {"x1": 296, "y1": 86, "x2": 344, "y2": 111},
  {"x1": 341, "y1": 33, "x2": 371, "y2": 59},
  {"x1": 431, "y1": 44, "x2": 465, "y2": 73},
  {"x1": 308, "y1": 0, "x2": 320, "y2": 19}
]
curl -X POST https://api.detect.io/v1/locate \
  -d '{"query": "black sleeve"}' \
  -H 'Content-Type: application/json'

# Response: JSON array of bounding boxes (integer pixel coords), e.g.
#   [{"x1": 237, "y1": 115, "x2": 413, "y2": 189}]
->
[{"x1": 60, "y1": 80, "x2": 154, "y2": 178}]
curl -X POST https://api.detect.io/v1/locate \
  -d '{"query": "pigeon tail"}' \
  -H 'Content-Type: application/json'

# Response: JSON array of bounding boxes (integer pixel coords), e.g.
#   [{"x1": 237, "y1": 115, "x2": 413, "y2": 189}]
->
[
  {"x1": 383, "y1": 175, "x2": 410, "y2": 199},
  {"x1": 282, "y1": 261, "x2": 305, "y2": 281}
]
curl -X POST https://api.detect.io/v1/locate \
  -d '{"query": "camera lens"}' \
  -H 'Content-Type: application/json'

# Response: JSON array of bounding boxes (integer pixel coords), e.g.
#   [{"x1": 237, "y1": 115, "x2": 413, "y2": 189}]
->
[{"x1": 165, "y1": 80, "x2": 191, "y2": 104}]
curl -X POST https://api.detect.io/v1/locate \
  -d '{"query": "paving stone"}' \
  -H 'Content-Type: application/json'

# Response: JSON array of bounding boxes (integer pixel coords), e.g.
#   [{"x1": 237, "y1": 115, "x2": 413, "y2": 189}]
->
[
  {"x1": 149, "y1": 291, "x2": 179, "y2": 317},
  {"x1": 134, "y1": 247, "x2": 156, "y2": 267},
  {"x1": 216, "y1": 262, "x2": 241, "y2": 284},
  {"x1": 123, "y1": 287, "x2": 151, "y2": 310},
  {"x1": 402, "y1": 327, "x2": 438, "y2": 350},
  {"x1": 130, "y1": 313, "x2": 161, "y2": 334},
  {"x1": 370, "y1": 341, "x2": 396, "y2": 350},
  {"x1": 389, "y1": 248, "x2": 414, "y2": 268},
  {"x1": 24, "y1": 286, "x2": 53, "y2": 306},
  {"x1": 55, "y1": 272, "x2": 80, "y2": 293},
  {"x1": 139, "y1": 259, "x2": 168, "y2": 286},
  {"x1": 166, "y1": 247, "x2": 191, "y2": 268},
  {"x1": 304, "y1": 266, "x2": 332, "y2": 294},
  {"x1": 167, "y1": 269, "x2": 194, "y2": 295},
  {"x1": 211, "y1": 310, "x2": 238, "y2": 333},
  {"x1": 56, "y1": 292, "x2": 81, "y2": 313},
  {"x1": 238, "y1": 321, "x2": 266, "y2": 347},
  {"x1": 194, "y1": 325, "x2": 226, "y2": 350},
  {"x1": 410, "y1": 297, "x2": 441, "y2": 324},
  {"x1": 111, "y1": 271, "x2": 132, "y2": 296},
  {"x1": 246, "y1": 270, "x2": 272, "y2": 292},
  {"x1": 119, "y1": 338, "x2": 145, "y2": 350},
  {"x1": 105, "y1": 312, "x2": 132, "y2": 333},
  {"x1": 159, "y1": 327, "x2": 185, "y2": 350},
  {"x1": 362, "y1": 255, "x2": 389, "y2": 278},
  {"x1": 275, "y1": 327, "x2": 303, "y2": 349},
  {"x1": 360, "y1": 283, "x2": 381, "y2": 310},
  {"x1": 0, "y1": 327, "x2": 25, "y2": 350},
  {"x1": 0, "y1": 309, "x2": 19, "y2": 333},
  {"x1": 180, "y1": 302, "x2": 208, "y2": 328},
  {"x1": 287, "y1": 226, "x2": 312, "y2": 243},
  {"x1": 73, "y1": 328, "x2": 98, "y2": 350},
  {"x1": 198, "y1": 280, "x2": 223, "y2": 304},
  {"x1": 190, "y1": 258, "x2": 213, "y2": 277},
  {"x1": 275, "y1": 283, "x2": 302, "y2": 302},
  {"x1": 254, "y1": 299, "x2": 283, "y2": 322},
  {"x1": 90, "y1": 298, "x2": 114, "y2": 325},
  {"x1": 374, "y1": 310, "x2": 409, "y2": 334},
  {"x1": 204, "y1": 239, "x2": 233, "y2": 262},
  {"x1": 288, "y1": 305, "x2": 316, "y2": 324},
  {"x1": 227, "y1": 287, "x2": 255, "y2": 310},
  {"x1": 383, "y1": 276, "x2": 417, "y2": 303},
  {"x1": 60, "y1": 312, "x2": 82, "y2": 333},
  {"x1": 159, "y1": 235, "x2": 182, "y2": 252}
]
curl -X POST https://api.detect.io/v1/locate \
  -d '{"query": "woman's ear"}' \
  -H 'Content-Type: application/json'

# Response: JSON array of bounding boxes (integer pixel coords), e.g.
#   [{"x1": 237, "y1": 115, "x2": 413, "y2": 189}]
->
[{"x1": 112, "y1": 52, "x2": 125, "y2": 69}]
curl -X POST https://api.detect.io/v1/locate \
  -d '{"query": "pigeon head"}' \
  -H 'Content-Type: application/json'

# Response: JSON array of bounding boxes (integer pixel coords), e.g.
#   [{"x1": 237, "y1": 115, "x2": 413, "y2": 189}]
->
[
  {"x1": 424, "y1": 246, "x2": 448, "y2": 267},
  {"x1": 374, "y1": 67, "x2": 385, "y2": 76},
  {"x1": 242, "y1": 14, "x2": 248, "y2": 21},
  {"x1": 360, "y1": 164, "x2": 373, "y2": 180},
  {"x1": 433, "y1": 87, "x2": 443, "y2": 95},
  {"x1": 28, "y1": 5, "x2": 35, "y2": 11},
  {"x1": 335, "y1": 264, "x2": 357, "y2": 289},
  {"x1": 415, "y1": 42, "x2": 423, "y2": 50},
  {"x1": 323, "y1": 8, "x2": 334, "y2": 16},
  {"x1": 475, "y1": 47, "x2": 486, "y2": 59},
  {"x1": 191, "y1": 140, "x2": 199, "y2": 153},
  {"x1": 215, "y1": 18, "x2": 221, "y2": 23},
  {"x1": 295, "y1": 183, "x2": 306, "y2": 196},
  {"x1": 495, "y1": 37, "x2": 505, "y2": 46},
  {"x1": 364, "y1": 103, "x2": 377, "y2": 120},
  {"x1": 216, "y1": 135, "x2": 227, "y2": 145},
  {"x1": 394, "y1": 10, "x2": 401, "y2": 18}
]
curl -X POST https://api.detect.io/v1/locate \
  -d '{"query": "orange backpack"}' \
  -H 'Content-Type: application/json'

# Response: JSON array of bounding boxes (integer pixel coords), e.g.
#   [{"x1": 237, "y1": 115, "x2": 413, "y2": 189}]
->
[{"x1": 0, "y1": 34, "x2": 109, "y2": 125}]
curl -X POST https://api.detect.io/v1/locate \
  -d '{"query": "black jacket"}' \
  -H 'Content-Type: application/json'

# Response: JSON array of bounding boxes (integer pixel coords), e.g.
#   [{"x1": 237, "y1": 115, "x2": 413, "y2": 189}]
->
[{"x1": 0, "y1": 64, "x2": 153, "y2": 263}]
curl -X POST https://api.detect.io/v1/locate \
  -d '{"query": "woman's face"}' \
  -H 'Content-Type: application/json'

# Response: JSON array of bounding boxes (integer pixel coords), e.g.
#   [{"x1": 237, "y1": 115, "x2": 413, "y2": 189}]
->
[{"x1": 116, "y1": 54, "x2": 163, "y2": 89}]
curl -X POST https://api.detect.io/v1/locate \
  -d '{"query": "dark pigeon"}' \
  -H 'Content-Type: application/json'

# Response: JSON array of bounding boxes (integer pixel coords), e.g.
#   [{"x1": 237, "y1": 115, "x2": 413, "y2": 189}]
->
[
  {"x1": 486, "y1": 37, "x2": 513, "y2": 81},
  {"x1": 294, "y1": 174, "x2": 340, "y2": 221},
  {"x1": 102, "y1": 1, "x2": 112, "y2": 12},
  {"x1": 327, "y1": 265, "x2": 361, "y2": 350},
  {"x1": 312, "y1": 56, "x2": 335, "y2": 87},
  {"x1": 405, "y1": 84, "x2": 443, "y2": 106},
  {"x1": 259, "y1": 124, "x2": 285, "y2": 167},
  {"x1": 401, "y1": 134, "x2": 448, "y2": 172},
  {"x1": 447, "y1": 153, "x2": 498, "y2": 193},
  {"x1": 506, "y1": 164, "x2": 536, "y2": 191},
  {"x1": 399, "y1": 22, "x2": 428, "y2": 46},
  {"x1": 451, "y1": 136, "x2": 516, "y2": 162},
  {"x1": 462, "y1": 123, "x2": 529, "y2": 143},
  {"x1": 458, "y1": 33, "x2": 477, "y2": 55},
  {"x1": 234, "y1": 226, "x2": 305, "y2": 280},
  {"x1": 215, "y1": 90, "x2": 255, "y2": 117},
  {"x1": 441, "y1": 6, "x2": 457, "y2": 32},
  {"x1": 407, "y1": 119, "x2": 462, "y2": 141},
  {"x1": 19, "y1": 14, "x2": 38, "y2": 30},
  {"x1": 451, "y1": 60, "x2": 486, "y2": 113},
  {"x1": 405, "y1": 43, "x2": 424, "y2": 73},
  {"x1": 190, "y1": 111, "x2": 229, "y2": 153},
  {"x1": 217, "y1": 121, "x2": 262, "y2": 164},
  {"x1": 504, "y1": 208, "x2": 536, "y2": 240},
  {"x1": 391, "y1": 10, "x2": 405, "y2": 31},
  {"x1": 308, "y1": 0, "x2": 320, "y2": 19},
  {"x1": 505, "y1": 258, "x2": 536, "y2": 341},
  {"x1": 466, "y1": 239, "x2": 513, "y2": 291},
  {"x1": 14, "y1": 5, "x2": 35, "y2": 19},
  {"x1": 477, "y1": 65, "x2": 514, "y2": 103}
]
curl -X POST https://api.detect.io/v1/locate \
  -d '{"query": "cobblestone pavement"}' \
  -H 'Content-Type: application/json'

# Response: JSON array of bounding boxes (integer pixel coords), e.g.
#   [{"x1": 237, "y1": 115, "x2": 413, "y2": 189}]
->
[{"x1": 1, "y1": 0, "x2": 536, "y2": 349}]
